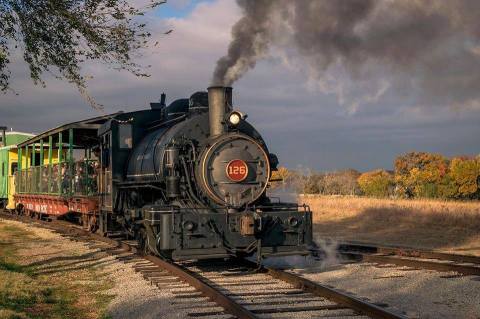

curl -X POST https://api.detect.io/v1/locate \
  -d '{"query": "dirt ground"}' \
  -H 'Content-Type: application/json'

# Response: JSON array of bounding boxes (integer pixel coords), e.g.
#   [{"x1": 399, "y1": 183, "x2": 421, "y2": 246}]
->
[
  {"x1": 0, "y1": 219, "x2": 114, "y2": 319},
  {"x1": 300, "y1": 195, "x2": 480, "y2": 256},
  {"x1": 0, "y1": 219, "x2": 201, "y2": 319}
]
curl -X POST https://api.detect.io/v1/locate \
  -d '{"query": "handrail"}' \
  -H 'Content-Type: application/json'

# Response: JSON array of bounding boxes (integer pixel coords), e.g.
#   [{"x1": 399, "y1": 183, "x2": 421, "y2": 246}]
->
[{"x1": 16, "y1": 159, "x2": 99, "y2": 197}]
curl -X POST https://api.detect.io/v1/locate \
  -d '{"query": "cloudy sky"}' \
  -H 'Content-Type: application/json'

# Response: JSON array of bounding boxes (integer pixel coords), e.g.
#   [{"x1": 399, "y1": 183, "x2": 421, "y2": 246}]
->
[{"x1": 1, "y1": 0, "x2": 480, "y2": 172}]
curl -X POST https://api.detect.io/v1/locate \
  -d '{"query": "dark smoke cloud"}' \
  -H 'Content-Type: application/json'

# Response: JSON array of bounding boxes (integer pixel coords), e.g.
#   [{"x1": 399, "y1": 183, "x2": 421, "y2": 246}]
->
[
  {"x1": 213, "y1": 0, "x2": 480, "y2": 110},
  {"x1": 211, "y1": 0, "x2": 274, "y2": 86}
]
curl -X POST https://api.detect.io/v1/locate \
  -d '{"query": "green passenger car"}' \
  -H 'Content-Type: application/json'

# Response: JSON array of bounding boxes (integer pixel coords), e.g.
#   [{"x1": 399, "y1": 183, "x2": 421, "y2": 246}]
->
[{"x1": 0, "y1": 128, "x2": 34, "y2": 209}]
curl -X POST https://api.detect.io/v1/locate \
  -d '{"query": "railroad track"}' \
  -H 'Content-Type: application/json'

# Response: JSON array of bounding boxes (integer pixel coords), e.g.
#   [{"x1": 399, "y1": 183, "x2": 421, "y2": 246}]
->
[
  {"x1": 331, "y1": 243, "x2": 480, "y2": 276},
  {"x1": 0, "y1": 211, "x2": 406, "y2": 319}
]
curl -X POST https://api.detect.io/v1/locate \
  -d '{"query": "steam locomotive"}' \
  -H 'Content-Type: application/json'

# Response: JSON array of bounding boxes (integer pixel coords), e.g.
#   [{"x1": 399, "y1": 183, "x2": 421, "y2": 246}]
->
[{"x1": 13, "y1": 86, "x2": 313, "y2": 261}]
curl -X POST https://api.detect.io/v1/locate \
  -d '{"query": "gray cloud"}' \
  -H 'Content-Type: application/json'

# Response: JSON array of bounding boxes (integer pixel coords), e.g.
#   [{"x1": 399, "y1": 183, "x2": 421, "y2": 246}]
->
[
  {"x1": 1, "y1": 0, "x2": 479, "y2": 172},
  {"x1": 214, "y1": 0, "x2": 480, "y2": 112}
]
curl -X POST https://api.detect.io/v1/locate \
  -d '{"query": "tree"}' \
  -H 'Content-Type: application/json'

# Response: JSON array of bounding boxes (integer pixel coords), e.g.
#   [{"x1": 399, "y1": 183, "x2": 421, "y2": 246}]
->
[
  {"x1": 394, "y1": 152, "x2": 448, "y2": 198},
  {"x1": 448, "y1": 157, "x2": 480, "y2": 199},
  {"x1": 302, "y1": 174, "x2": 321, "y2": 194},
  {"x1": 357, "y1": 169, "x2": 394, "y2": 198},
  {"x1": 269, "y1": 166, "x2": 292, "y2": 190},
  {"x1": 317, "y1": 169, "x2": 361, "y2": 195},
  {"x1": 0, "y1": 0, "x2": 164, "y2": 105}
]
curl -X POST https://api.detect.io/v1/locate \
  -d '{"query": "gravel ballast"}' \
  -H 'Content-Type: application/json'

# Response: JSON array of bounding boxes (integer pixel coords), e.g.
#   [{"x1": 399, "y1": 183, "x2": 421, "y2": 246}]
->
[{"x1": 294, "y1": 261, "x2": 480, "y2": 319}]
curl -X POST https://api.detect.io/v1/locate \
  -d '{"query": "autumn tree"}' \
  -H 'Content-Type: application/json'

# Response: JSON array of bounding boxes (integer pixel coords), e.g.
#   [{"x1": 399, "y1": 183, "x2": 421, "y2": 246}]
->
[
  {"x1": 447, "y1": 157, "x2": 480, "y2": 199},
  {"x1": 394, "y1": 152, "x2": 449, "y2": 198},
  {"x1": 269, "y1": 166, "x2": 293, "y2": 190},
  {"x1": 357, "y1": 169, "x2": 394, "y2": 198},
  {"x1": 0, "y1": 0, "x2": 164, "y2": 104}
]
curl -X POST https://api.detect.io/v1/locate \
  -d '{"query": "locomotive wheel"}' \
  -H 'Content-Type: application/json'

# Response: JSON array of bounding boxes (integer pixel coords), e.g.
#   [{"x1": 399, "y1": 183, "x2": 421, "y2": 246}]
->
[
  {"x1": 138, "y1": 228, "x2": 149, "y2": 255},
  {"x1": 81, "y1": 214, "x2": 87, "y2": 228},
  {"x1": 15, "y1": 204, "x2": 23, "y2": 216},
  {"x1": 87, "y1": 215, "x2": 98, "y2": 233}
]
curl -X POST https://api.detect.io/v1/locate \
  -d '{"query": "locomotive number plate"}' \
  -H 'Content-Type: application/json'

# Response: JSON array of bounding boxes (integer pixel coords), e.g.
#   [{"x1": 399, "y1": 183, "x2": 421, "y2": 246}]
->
[{"x1": 226, "y1": 159, "x2": 248, "y2": 182}]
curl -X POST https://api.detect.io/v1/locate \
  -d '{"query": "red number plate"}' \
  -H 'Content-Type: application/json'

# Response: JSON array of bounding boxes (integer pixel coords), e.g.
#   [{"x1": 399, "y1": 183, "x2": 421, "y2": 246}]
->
[{"x1": 226, "y1": 159, "x2": 249, "y2": 182}]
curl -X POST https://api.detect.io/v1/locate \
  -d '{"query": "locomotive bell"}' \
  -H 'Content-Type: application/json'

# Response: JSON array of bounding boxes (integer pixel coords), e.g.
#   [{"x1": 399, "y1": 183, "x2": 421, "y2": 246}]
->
[{"x1": 208, "y1": 86, "x2": 233, "y2": 137}]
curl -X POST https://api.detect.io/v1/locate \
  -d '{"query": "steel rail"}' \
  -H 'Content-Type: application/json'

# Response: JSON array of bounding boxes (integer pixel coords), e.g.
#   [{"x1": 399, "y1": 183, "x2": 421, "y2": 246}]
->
[
  {"x1": 142, "y1": 255, "x2": 259, "y2": 319},
  {"x1": 265, "y1": 267, "x2": 408, "y2": 319},
  {"x1": 342, "y1": 252, "x2": 480, "y2": 276},
  {"x1": 339, "y1": 243, "x2": 480, "y2": 265},
  {"x1": 232, "y1": 258, "x2": 407, "y2": 319}
]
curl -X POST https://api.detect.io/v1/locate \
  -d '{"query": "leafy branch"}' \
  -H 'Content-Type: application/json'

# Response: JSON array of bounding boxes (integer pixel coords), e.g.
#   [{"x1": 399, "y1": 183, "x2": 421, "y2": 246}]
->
[{"x1": 0, "y1": 0, "x2": 166, "y2": 109}]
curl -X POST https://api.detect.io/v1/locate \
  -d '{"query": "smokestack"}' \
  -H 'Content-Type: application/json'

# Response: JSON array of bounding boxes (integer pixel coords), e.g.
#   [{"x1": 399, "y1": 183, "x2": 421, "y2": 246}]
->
[
  {"x1": 208, "y1": 86, "x2": 233, "y2": 137},
  {"x1": 0, "y1": 126, "x2": 6, "y2": 147}
]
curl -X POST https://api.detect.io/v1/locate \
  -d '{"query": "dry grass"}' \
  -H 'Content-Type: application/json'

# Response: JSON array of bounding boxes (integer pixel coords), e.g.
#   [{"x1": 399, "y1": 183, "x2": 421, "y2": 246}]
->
[
  {"x1": 300, "y1": 195, "x2": 480, "y2": 255},
  {"x1": 0, "y1": 221, "x2": 113, "y2": 319}
]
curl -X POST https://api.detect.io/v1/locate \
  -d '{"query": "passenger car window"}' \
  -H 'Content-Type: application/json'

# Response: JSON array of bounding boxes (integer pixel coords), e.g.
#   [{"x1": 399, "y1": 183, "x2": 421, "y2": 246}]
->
[{"x1": 11, "y1": 162, "x2": 18, "y2": 174}]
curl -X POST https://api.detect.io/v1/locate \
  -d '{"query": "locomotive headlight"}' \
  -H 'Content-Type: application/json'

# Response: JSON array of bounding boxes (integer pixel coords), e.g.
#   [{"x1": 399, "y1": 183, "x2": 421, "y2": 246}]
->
[
  {"x1": 228, "y1": 111, "x2": 242, "y2": 126},
  {"x1": 182, "y1": 220, "x2": 196, "y2": 231},
  {"x1": 288, "y1": 217, "x2": 299, "y2": 227}
]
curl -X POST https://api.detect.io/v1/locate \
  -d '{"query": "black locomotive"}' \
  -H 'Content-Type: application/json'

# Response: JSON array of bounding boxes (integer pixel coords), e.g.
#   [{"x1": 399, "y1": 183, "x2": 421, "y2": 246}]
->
[
  {"x1": 14, "y1": 86, "x2": 312, "y2": 261},
  {"x1": 97, "y1": 86, "x2": 312, "y2": 260}
]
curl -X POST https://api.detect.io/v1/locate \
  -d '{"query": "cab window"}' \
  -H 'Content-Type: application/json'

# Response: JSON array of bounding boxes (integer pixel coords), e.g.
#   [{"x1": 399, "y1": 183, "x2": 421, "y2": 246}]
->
[{"x1": 118, "y1": 124, "x2": 132, "y2": 149}]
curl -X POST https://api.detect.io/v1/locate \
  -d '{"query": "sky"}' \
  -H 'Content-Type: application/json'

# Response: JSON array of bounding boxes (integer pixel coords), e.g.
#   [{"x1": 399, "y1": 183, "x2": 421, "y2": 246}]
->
[{"x1": 1, "y1": 0, "x2": 479, "y2": 172}]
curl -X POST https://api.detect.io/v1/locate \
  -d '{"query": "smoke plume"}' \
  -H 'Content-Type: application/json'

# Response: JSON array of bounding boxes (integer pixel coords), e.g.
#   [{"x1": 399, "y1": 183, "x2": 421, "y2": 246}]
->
[
  {"x1": 211, "y1": 0, "x2": 274, "y2": 86},
  {"x1": 213, "y1": 0, "x2": 480, "y2": 110}
]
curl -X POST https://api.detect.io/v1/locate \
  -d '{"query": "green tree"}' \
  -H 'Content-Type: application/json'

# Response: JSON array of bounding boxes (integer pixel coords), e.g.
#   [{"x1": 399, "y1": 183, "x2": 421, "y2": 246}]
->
[
  {"x1": 357, "y1": 169, "x2": 394, "y2": 198},
  {"x1": 0, "y1": 0, "x2": 164, "y2": 104},
  {"x1": 438, "y1": 174, "x2": 458, "y2": 199}
]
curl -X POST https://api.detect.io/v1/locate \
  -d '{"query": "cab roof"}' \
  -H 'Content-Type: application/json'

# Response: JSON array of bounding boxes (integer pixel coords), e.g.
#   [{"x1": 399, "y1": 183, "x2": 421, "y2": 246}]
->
[{"x1": 18, "y1": 113, "x2": 121, "y2": 148}]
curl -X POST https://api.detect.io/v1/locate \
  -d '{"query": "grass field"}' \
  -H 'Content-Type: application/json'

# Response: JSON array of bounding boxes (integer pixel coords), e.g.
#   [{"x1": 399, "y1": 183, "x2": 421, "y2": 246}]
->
[
  {"x1": 301, "y1": 195, "x2": 480, "y2": 255},
  {"x1": 0, "y1": 221, "x2": 113, "y2": 319}
]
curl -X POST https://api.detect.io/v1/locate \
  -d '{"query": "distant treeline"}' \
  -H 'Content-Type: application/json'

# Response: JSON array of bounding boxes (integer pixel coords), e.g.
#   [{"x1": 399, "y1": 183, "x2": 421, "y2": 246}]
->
[{"x1": 270, "y1": 152, "x2": 480, "y2": 200}]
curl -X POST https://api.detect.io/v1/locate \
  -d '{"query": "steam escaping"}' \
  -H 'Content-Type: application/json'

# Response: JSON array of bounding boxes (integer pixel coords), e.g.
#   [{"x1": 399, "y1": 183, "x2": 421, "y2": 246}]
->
[
  {"x1": 213, "y1": 0, "x2": 480, "y2": 110},
  {"x1": 259, "y1": 238, "x2": 340, "y2": 271}
]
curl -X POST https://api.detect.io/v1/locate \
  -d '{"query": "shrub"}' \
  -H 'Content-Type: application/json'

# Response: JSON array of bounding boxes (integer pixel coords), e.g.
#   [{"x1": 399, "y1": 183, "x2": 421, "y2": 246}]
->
[{"x1": 358, "y1": 169, "x2": 394, "y2": 197}]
